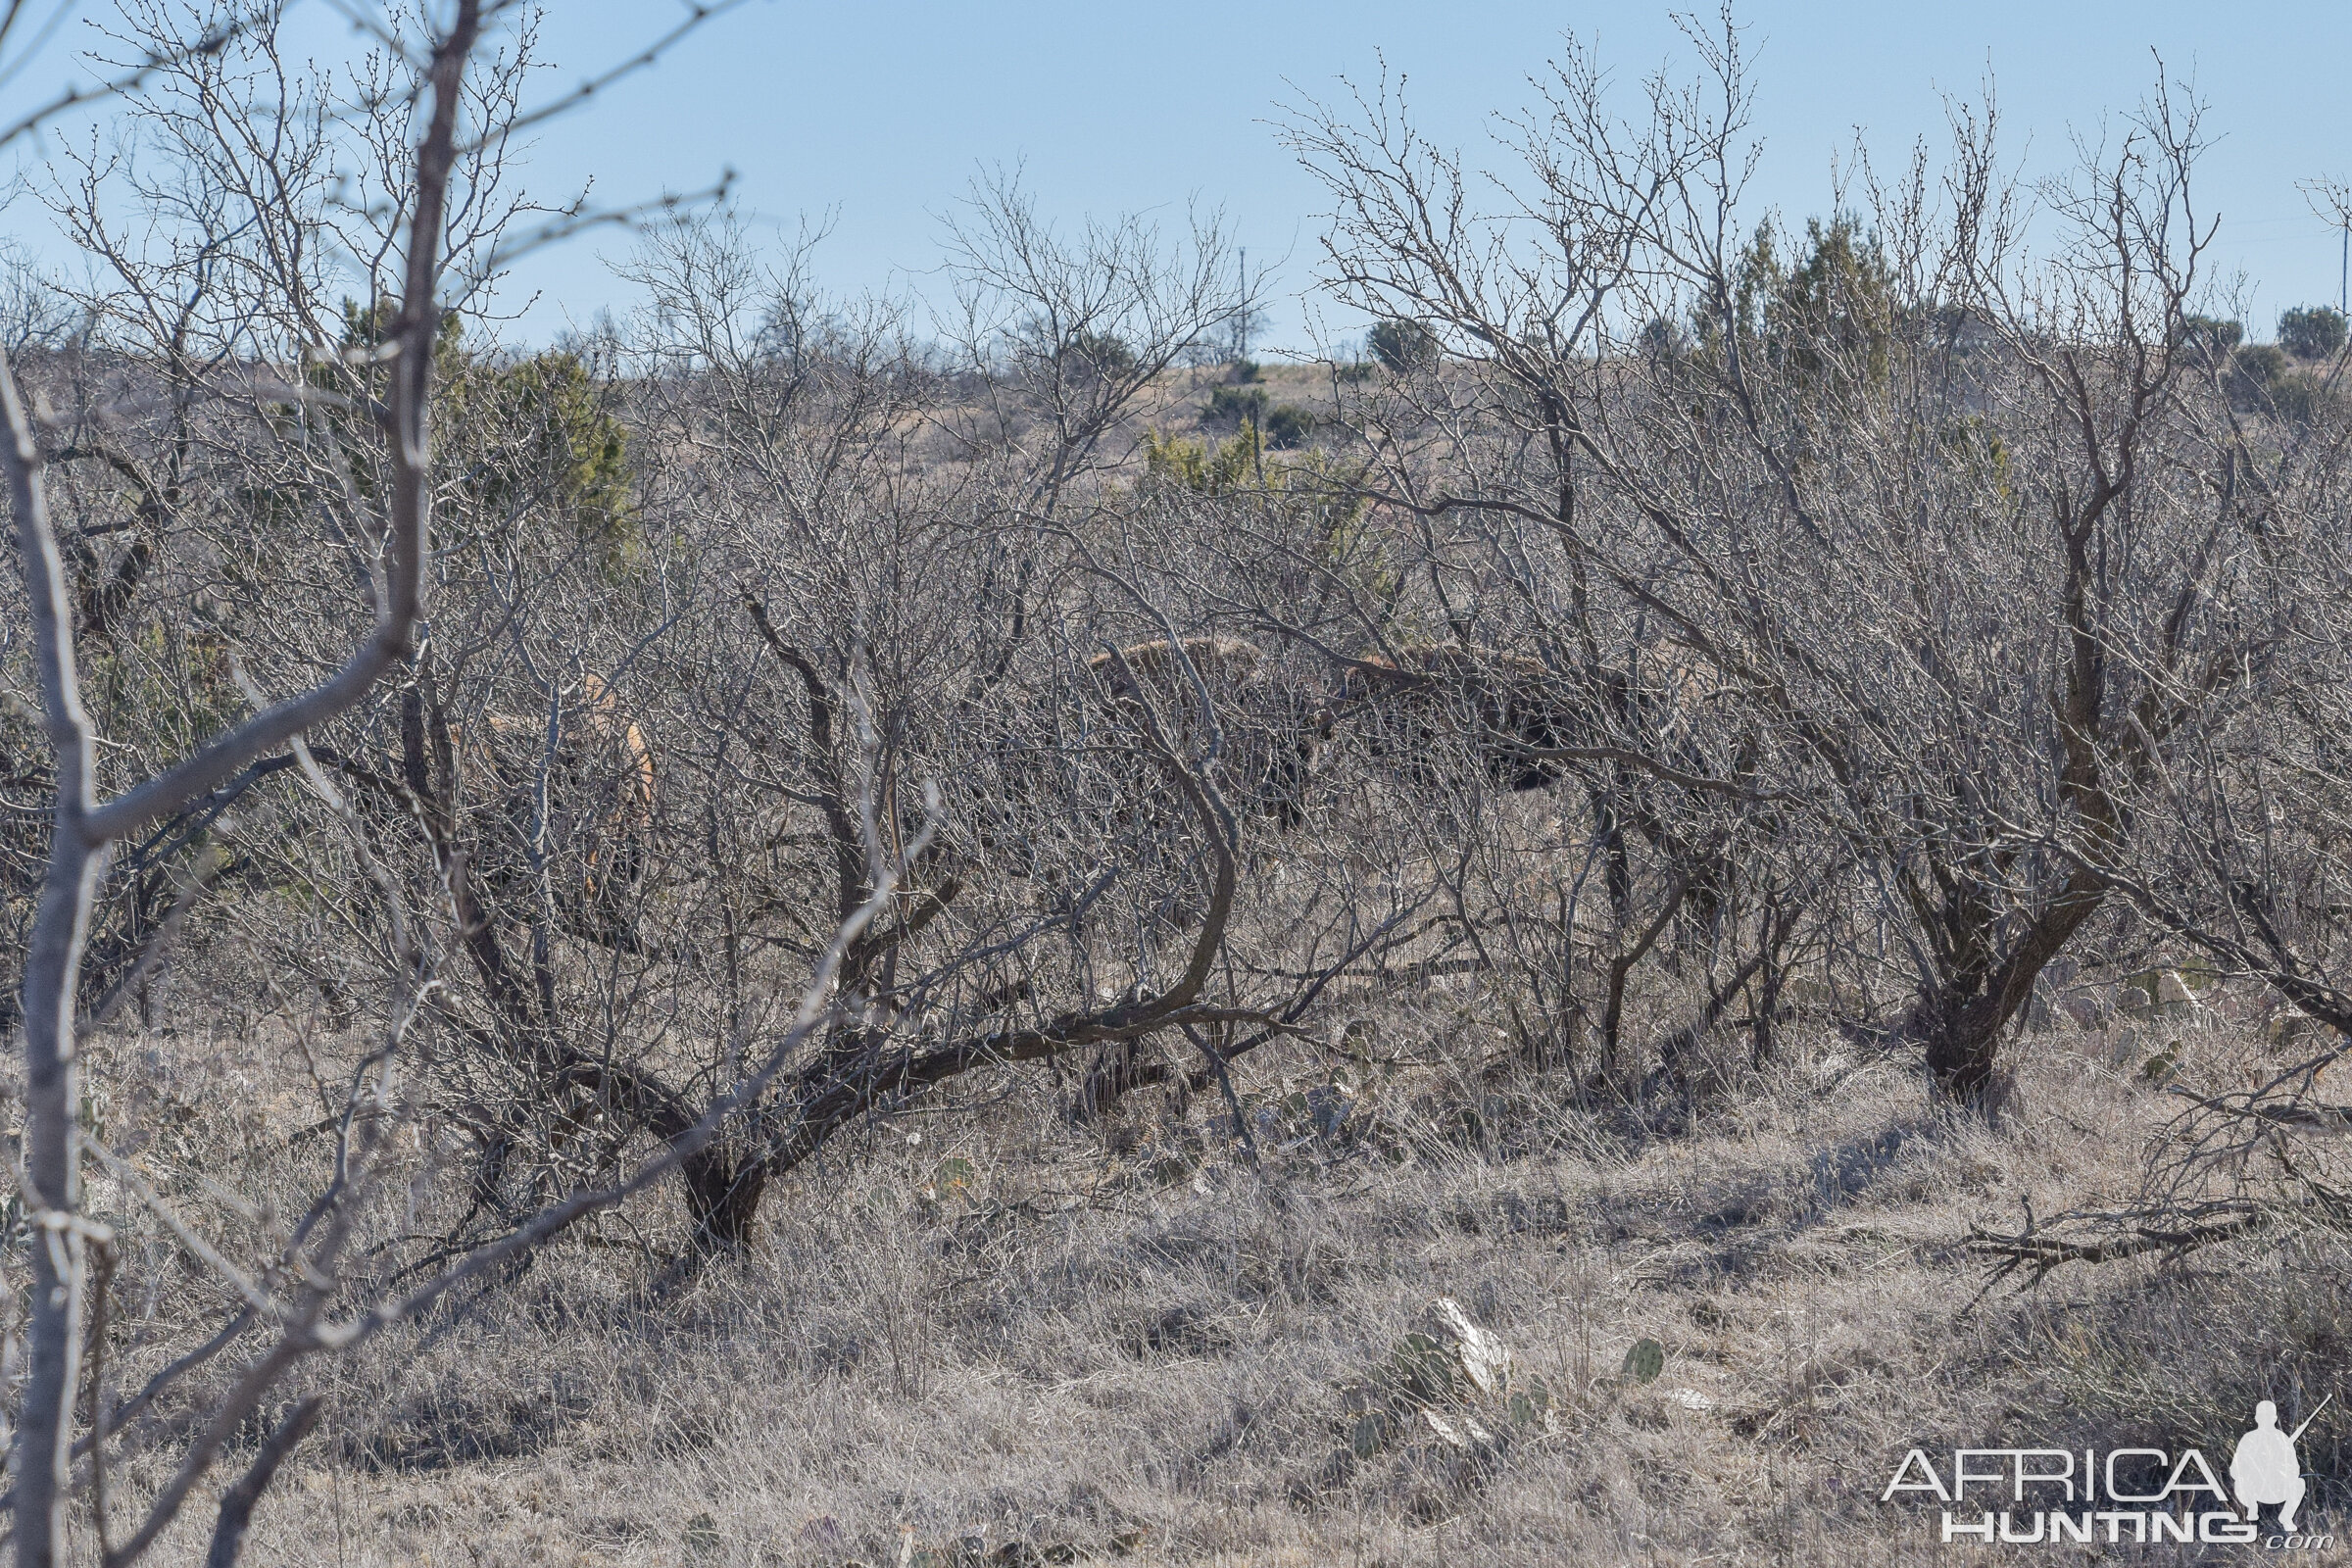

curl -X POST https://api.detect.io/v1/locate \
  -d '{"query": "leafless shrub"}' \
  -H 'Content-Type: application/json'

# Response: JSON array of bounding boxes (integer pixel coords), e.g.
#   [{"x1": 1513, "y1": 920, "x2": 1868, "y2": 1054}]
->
[{"x1": 12, "y1": 6, "x2": 2352, "y2": 1560}]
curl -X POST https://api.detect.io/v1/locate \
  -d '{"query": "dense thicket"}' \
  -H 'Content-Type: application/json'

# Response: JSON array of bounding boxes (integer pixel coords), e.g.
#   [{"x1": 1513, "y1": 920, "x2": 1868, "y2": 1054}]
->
[{"x1": 5, "y1": 7, "x2": 2352, "y2": 1560}]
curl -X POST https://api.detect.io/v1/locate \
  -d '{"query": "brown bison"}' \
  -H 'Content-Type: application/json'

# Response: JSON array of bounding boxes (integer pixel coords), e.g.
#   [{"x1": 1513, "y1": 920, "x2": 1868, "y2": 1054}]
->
[
  {"x1": 1084, "y1": 637, "x2": 1331, "y2": 829},
  {"x1": 1332, "y1": 644, "x2": 1578, "y2": 791}
]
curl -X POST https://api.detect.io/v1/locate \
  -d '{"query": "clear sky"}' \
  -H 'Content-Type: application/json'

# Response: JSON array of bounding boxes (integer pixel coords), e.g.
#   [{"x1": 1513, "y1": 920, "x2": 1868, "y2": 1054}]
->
[{"x1": 12, "y1": 1, "x2": 2352, "y2": 353}]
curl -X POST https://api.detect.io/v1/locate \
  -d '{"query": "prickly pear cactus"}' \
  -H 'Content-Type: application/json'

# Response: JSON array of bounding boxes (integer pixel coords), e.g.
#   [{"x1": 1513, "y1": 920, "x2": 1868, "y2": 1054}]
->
[{"x1": 1325, "y1": 1296, "x2": 1559, "y2": 1476}]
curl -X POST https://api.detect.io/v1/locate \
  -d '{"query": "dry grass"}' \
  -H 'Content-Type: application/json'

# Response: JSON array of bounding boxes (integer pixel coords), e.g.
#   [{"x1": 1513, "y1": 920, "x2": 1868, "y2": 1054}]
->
[{"x1": 74, "y1": 996, "x2": 2352, "y2": 1566}]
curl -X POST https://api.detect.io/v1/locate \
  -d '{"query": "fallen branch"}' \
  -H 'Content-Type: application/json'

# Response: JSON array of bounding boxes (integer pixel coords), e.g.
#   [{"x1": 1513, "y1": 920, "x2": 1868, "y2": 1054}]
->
[{"x1": 1964, "y1": 1208, "x2": 2270, "y2": 1283}]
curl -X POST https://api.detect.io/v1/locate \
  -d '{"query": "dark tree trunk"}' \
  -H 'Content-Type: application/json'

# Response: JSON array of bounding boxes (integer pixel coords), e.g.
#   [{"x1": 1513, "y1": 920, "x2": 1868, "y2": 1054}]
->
[
  {"x1": 1911, "y1": 876, "x2": 2106, "y2": 1103},
  {"x1": 1918, "y1": 992, "x2": 2007, "y2": 1103},
  {"x1": 1592, "y1": 785, "x2": 1634, "y2": 930},
  {"x1": 681, "y1": 1146, "x2": 767, "y2": 1252}
]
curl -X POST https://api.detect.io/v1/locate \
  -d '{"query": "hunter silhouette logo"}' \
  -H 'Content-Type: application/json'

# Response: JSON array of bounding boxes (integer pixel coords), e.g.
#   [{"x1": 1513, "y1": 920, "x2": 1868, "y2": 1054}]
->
[
  {"x1": 2233, "y1": 1396, "x2": 2327, "y2": 1533},
  {"x1": 1882, "y1": 1396, "x2": 2335, "y2": 1549}
]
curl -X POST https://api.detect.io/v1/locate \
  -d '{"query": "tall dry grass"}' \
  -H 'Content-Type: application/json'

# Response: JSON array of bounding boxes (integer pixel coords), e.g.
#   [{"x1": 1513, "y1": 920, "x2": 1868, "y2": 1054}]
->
[{"x1": 59, "y1": 980, "x2": 2352, "y2": 1566}]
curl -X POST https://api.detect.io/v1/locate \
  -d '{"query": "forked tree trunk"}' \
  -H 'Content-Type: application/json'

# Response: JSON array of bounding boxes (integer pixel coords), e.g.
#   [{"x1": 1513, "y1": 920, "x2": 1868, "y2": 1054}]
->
[
  {"x1": 681, "y1": 1146, "x2": 768, "y2": 1253},
  {"x1": 1918, "y1": 992, "x2": 2009, "y2": 1104},
  {"x1": 0, "y1": 8, "x2": 473, "y2": 1557},
  {"x1": 1912, "y1": 881, "x2": 2106, "y2": 1104}
]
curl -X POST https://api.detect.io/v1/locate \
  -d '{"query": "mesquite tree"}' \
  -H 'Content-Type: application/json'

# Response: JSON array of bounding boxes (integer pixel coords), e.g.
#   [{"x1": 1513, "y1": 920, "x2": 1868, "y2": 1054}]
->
[
  {"x1": 1284, "y1": 23, "x2": 2266, "y2": 1101},
  {"x1": 0, "y1": 4, "x2": 797, "y2": 1562}
]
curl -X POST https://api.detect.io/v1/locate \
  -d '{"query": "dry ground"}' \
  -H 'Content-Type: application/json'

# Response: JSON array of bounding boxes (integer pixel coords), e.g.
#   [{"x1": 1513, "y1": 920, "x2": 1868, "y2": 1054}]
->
[{"x1": 74, "y1": 997, "x2": 2352, "y2": 1566}]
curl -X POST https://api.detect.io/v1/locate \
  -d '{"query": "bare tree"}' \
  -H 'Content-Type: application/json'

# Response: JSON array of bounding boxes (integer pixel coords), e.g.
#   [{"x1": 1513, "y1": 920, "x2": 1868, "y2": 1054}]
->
[
  {"x1": 1281, "y1": 20, "x2": 2267, "y2": 1103},
  {"x1": 0, "y1": 3, "x2": 783, "y2": 1561},
  {"x1": 409, "y1": 210, "x2": 1402, "y2": 1250},
  {"x1": 4, "y1": 5, "x2": 478, "y2": 1551}
]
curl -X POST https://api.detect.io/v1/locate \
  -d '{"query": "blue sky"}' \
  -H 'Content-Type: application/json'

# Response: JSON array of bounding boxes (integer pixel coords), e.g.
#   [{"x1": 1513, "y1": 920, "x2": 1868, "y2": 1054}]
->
[{"x1": 13, "y1": 2, "x2": 2352, "y2": 353}]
